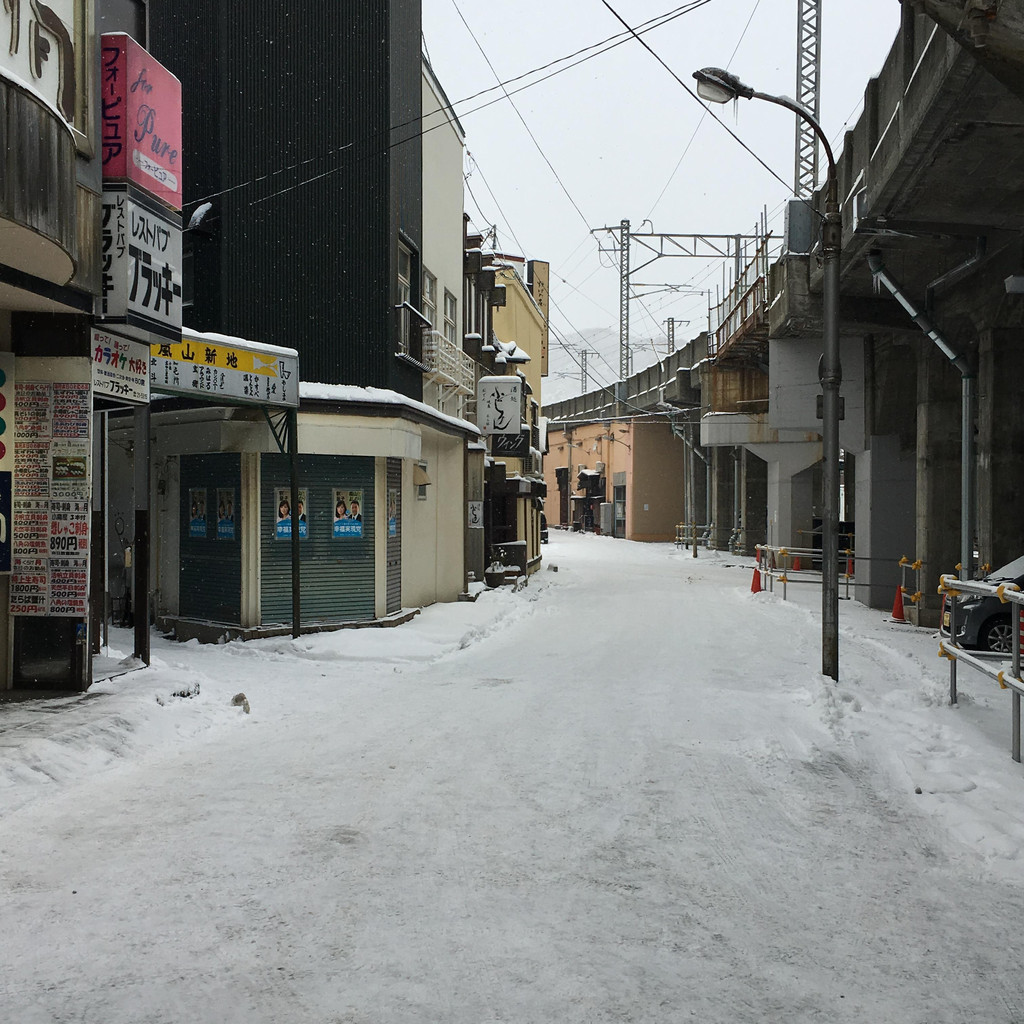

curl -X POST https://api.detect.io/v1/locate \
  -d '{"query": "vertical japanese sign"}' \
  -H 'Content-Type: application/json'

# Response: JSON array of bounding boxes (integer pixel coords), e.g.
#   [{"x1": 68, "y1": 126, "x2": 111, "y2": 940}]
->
[
  {"x1": 100, "y1": 33, "x2": 182, "y2": 210},
  {"x1": 332, "y1": 489, "x2": 363, "y2": 539},
  {"x1": 467, "y1": 501, "x2": 484, "y2": 530},
  {"x1": 10, "y1": 370, "x2": 90, "y2": 616},
  {"x1": 276, "y1": 488, "x2": 307, "y2": 540},
  {"x1": 0, "y1": 0, "x2": 80, "y2": 126},
  {"x1": 99, "y1": 186, "x2": 183, "y2": 342},
  {"x1": 477, "y1": 376, "x2": 522, "y2": 435},
  {"x1": 217, "y1": 489, "x2": 235, "y2": 541}
]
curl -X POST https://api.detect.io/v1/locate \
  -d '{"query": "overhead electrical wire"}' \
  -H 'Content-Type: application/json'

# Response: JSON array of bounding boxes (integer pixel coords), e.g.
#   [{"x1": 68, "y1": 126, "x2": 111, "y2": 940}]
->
[{"x1": 183, "y1": 0, "x2": 722, "y2": 214}]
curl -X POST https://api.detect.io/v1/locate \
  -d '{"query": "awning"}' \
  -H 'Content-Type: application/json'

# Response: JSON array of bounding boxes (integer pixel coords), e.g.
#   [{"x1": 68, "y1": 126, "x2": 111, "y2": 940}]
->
[{"x1": 413, "y1": 463, "x2": 431, "y2": 486}]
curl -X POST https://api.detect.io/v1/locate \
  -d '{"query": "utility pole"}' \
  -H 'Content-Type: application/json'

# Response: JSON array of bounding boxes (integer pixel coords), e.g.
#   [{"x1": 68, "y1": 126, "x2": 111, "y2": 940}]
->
[
  {"x1": 619, "y1": 219, "x2": 630, "y2": 381},
  {"x1": 666, "y1": 318, "x2": 676, "y2": 354},
  {"x1": 795, "y1": 0, "x2": 822, "y2": 197},
  {"x1": 580, "y1": 349, "x2": 594, "y2": 394}
]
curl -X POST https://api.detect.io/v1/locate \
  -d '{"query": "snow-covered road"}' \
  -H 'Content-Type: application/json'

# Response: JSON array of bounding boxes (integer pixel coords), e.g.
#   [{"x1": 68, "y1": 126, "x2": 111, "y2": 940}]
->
[{"x1": 3, "y1": 534, "x2": 1024, "y2": 1022}]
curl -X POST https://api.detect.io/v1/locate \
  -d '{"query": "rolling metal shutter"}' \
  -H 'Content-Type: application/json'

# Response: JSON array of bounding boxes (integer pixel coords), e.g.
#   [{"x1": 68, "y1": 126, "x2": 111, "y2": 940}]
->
[
  {"x1": 386, "y1": 457, "x2": 402, "y2": 614},
  {"x1": 260, "y1": 453, "x2": 375, "y2": 625},
  {"x1": 179, "y1": 454, "x2": 243, "y2": 623}
]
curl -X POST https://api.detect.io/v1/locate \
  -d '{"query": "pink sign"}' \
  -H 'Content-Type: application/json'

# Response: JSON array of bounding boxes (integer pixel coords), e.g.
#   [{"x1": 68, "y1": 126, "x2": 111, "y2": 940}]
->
[{"x1": 101, "y1": 34, "x2": 183, "y2": 211}]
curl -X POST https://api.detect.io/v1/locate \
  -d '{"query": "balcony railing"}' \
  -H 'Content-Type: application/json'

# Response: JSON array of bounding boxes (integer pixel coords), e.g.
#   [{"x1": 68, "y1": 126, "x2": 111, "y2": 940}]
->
[
  {"x1": 422, "y1": 330, "x2": 475, "y2": 395},
  {"x1": 708, "y1": 233, "x2": 773, "y2": 360}
]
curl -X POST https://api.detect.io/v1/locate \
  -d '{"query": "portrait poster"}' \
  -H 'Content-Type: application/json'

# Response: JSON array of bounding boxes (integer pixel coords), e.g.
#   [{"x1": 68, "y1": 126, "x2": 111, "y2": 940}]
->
[
  {"x1": 188, "y1": 488, "x2": 207, "y2": 538},
  {"x1": 217, "y1": 488, "x2": 235, "y2": 541},
  {"x1": 275, "y1": 487, "x2": 307, "y2": 540},
  {"x1": 387, "y1": 488, "x2": 398, "y2": 538},
  {"x1": 332, "y1": 488, "x2": 363, "y2": 539}
]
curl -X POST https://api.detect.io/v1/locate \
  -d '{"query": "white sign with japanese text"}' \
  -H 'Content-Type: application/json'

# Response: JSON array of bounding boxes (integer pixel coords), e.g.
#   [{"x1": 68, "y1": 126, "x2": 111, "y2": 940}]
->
[
  {"x1": 99, "y1": 186, "x2": 182, "y2": 342},
  {"x1": 91, "y1": 329, "x2": 150, "y2": 404},
  {"x1": 477, "y1": 376, "x2": 522, "y2": 435},
  {"x1": 150, "y1": 332, "x2": 299, "y2": 408}
]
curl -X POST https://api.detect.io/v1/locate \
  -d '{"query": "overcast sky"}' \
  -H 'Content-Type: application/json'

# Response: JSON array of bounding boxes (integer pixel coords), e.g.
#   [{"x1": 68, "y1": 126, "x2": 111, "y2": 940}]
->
[{"x1": 421, "y1": 0, "x2": 906, "y2": 399}]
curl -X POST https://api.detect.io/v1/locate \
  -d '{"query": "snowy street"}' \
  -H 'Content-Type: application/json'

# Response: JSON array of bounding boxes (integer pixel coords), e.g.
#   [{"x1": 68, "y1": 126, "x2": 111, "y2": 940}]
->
[{"x1": 3, "y1": 532, "x2": 1024, "y2": 1023}]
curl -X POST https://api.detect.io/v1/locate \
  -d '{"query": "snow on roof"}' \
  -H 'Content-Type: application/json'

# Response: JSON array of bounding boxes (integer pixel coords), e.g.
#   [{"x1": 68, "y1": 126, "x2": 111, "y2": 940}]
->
[
  {"x1": 183, "y1": 325, "x2": 299, "y2": 360},
  {"x1": 300, "y1": 382, "x2": 480, "y2": 436}
]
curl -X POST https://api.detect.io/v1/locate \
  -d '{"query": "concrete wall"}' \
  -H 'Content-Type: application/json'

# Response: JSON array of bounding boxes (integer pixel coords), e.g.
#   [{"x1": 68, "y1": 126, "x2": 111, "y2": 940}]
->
[{"x1": 401, "y1": 427, "x2": 465, "y2": 608}]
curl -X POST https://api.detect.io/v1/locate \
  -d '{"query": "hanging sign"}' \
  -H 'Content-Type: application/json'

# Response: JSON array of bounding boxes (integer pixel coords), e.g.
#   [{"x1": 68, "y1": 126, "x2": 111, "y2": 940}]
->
[
  {"x1": 151, "y1": 331, "x2": 299, "y2": 408},
  {"x1": 91, "y1": 329, "x2": 150, "y2": 404},
  {"x1": 477, "y1": 376, "x2": 522, "y2": 435}
]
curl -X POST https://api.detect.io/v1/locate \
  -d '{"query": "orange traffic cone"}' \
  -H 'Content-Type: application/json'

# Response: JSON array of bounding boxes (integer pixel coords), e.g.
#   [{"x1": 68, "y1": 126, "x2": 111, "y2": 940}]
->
[
  {"x1": 793, "y1": 556, "x2": 801, "y2": 571},
  {"x1": 891, "y1": 586, "x2": 906, "y2": 622},
  {"x1": 751, "y1": 566, "x2": 762, "y2": 594}
]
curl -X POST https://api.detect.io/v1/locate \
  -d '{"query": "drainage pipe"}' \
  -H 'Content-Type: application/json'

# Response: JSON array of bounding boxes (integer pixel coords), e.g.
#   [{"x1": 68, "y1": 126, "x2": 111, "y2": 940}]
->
[{"x1": 867, "y1": 250, "x2": 977, "y2": 580}]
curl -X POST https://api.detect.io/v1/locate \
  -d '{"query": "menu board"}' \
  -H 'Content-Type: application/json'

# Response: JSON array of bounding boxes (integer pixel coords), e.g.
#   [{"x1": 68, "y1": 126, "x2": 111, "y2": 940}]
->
[{"x1": 10, "y1": 380, "x2": 91, "y2": 617}]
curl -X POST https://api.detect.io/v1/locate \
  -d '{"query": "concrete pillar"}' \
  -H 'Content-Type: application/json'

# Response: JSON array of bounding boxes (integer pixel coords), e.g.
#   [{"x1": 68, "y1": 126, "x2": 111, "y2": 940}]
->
[
  {"x1": 853, "y1": 435, "x2": 916, "y2": 609},
  {"x1": 977, "y1": 326, "x2": 1024, "y2": 567},
  {"x1": 914, "y1": 342, "x2": 962, "y2": 625},
  {"x1": 740, "y1": 449, "x2": 767, "y2": 555},
  {"x1": 710, "y1": 448, "x2": 734, "y2": 550}
]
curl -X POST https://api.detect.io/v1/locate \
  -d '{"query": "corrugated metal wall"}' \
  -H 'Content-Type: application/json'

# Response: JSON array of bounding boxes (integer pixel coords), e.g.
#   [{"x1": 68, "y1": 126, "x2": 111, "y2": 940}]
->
[
  {"x1": 179, "y1": 454, "x2": 242, "y2": 623},
  {"x1": 386, "y1": 457, "x2": 402, "y2": 613},
  {"x1": 148, "y1": 2, "x2": 423, "y2": 392},
  {"x1": 260, "y1": 454, "x2": 375, "y2": 625}
]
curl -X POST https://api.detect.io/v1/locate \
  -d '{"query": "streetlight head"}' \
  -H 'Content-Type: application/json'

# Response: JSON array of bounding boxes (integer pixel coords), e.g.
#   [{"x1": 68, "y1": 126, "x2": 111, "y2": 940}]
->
[{"x1": 693, "y1": 67, "x2": 753, "y2": 104}]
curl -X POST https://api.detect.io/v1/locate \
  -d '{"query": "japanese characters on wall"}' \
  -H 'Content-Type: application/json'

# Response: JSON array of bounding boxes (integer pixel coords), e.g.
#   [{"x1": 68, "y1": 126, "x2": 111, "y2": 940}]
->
[
  {"x1": 10, "y1": 370, "x2": 91, "y2": 617},
  {"x1": 0, "y1": 0, "x2": 81, "y2": 127}
]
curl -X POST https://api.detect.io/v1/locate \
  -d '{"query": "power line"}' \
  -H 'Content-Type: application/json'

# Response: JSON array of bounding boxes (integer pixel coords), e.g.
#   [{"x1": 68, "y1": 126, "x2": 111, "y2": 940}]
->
[
  {"x1": 598, "y1": 0, "x2": 805, "y2": 206},
  {"x1": 182, "y1": 0, "x2": 721, "y2": 214},
  {"x1": 449, "y1": 0, "x2": 593, "y2": 235}
]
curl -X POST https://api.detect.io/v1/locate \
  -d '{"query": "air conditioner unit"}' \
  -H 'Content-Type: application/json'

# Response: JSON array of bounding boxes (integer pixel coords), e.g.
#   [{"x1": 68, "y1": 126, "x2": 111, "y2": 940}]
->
[{"x1": 595, "y1": 461, "x2": 605, "y2": 474}]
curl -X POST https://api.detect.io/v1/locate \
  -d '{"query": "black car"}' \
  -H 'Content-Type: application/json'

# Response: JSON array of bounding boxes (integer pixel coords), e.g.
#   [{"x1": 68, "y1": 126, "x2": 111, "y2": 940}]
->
[{"x1": 942, "y1": 554, "x2": 1024, "y2": 654}]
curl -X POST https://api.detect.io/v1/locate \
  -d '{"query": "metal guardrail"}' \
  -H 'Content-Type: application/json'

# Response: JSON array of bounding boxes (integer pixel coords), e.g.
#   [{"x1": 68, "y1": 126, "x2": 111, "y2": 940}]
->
[
  {"x1": 938, "y1": 573, "x2": 1024, "y2": 763},
  {"x1": 753, "y1": 544, "x2": 856, "y2": 601}
]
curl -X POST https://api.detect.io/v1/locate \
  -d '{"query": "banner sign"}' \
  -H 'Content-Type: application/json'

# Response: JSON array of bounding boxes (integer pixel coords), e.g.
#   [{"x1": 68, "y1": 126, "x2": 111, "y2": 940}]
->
[
  {"x1": 151, "y1": 331, "x2": 299, "y2": 408},
  {"x1": 91, "y1": 329, "x2": 150, "y2": 404},
  {"x1": 477, "y1": 376, "x2": 522, "y2": 435},
  {"x1": 100, "y1": 33, "x2": 183, "y2": 210},
  {"x1": 99, "y1": 185, "x2": 182, "y2": 342}
]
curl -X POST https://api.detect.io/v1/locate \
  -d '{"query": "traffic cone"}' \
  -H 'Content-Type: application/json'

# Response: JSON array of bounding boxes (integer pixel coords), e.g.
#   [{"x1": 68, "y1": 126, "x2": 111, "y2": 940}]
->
[
  {"x1": 751, "y1": 566, "x2": 762, "y2": 594},
  {"x1": 891, "y1": 586, "x2": 906, "y2": 622}
]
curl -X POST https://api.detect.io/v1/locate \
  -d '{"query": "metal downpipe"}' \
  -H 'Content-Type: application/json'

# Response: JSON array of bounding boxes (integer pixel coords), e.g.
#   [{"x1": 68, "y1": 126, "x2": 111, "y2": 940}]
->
[{"x1": 867, "y1": 250, "x2": 977, "y2": 580}]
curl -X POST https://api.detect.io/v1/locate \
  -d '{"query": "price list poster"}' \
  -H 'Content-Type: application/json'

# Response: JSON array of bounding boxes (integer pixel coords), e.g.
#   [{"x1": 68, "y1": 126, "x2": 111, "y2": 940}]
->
[{"x1": 11, "y1": 379, "x2": 91, "y2": 617}]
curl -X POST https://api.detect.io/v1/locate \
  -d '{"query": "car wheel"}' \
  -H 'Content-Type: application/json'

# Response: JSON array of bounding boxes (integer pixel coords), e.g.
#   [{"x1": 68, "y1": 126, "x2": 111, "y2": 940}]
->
[{"x1": 981, "y1": 616, "x2": 1014, "y2": 655}]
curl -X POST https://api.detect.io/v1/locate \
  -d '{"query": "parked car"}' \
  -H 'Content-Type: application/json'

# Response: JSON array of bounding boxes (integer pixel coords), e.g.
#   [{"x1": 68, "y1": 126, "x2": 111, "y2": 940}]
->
[
  {"x1": 942, "y1": 554, "x2": 1024, "y2": 654},
  {"x1": 540, "y1": 513, "x2": 549, "y2": 544}
]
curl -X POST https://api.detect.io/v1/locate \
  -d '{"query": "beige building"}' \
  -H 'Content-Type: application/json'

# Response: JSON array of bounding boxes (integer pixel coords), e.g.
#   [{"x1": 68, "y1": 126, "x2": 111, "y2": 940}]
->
[{"x1": 544, "y1": 418, "x2": 686, "y2": 542}]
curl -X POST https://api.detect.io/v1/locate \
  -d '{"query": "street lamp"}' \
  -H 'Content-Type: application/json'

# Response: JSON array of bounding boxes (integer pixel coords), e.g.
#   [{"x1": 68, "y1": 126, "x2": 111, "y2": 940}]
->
[{"x1": 693, "y1": 67, "x2": 842, "y2": 682}]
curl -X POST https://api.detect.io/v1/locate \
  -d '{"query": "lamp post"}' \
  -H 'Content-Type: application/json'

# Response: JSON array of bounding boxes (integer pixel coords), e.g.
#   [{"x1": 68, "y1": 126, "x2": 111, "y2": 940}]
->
[{"x1": 693, "y1": 67, "x2": 842, "y2": 681}]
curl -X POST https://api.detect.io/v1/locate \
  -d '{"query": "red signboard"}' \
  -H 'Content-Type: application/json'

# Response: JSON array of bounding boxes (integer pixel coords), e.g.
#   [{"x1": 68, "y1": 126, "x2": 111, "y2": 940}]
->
[{"x1": 101, "y1": 34, "x2": 183, "y2": 211}]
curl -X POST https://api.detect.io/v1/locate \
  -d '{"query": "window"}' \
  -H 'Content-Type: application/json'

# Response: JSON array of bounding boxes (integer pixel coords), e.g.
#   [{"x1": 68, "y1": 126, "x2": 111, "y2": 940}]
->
[
  {"x1": 398, "y1": 245, "x2": 412, "y2": 306},
  {"x1": 444, "y1": 290, "x2": 458, "y2": 346},
  {"x1": 422, "y1": 269, "x2": 437, "y2": 330},
  {"x1": 414, "y1": 462, "x2": 431, "y2": 500}
]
